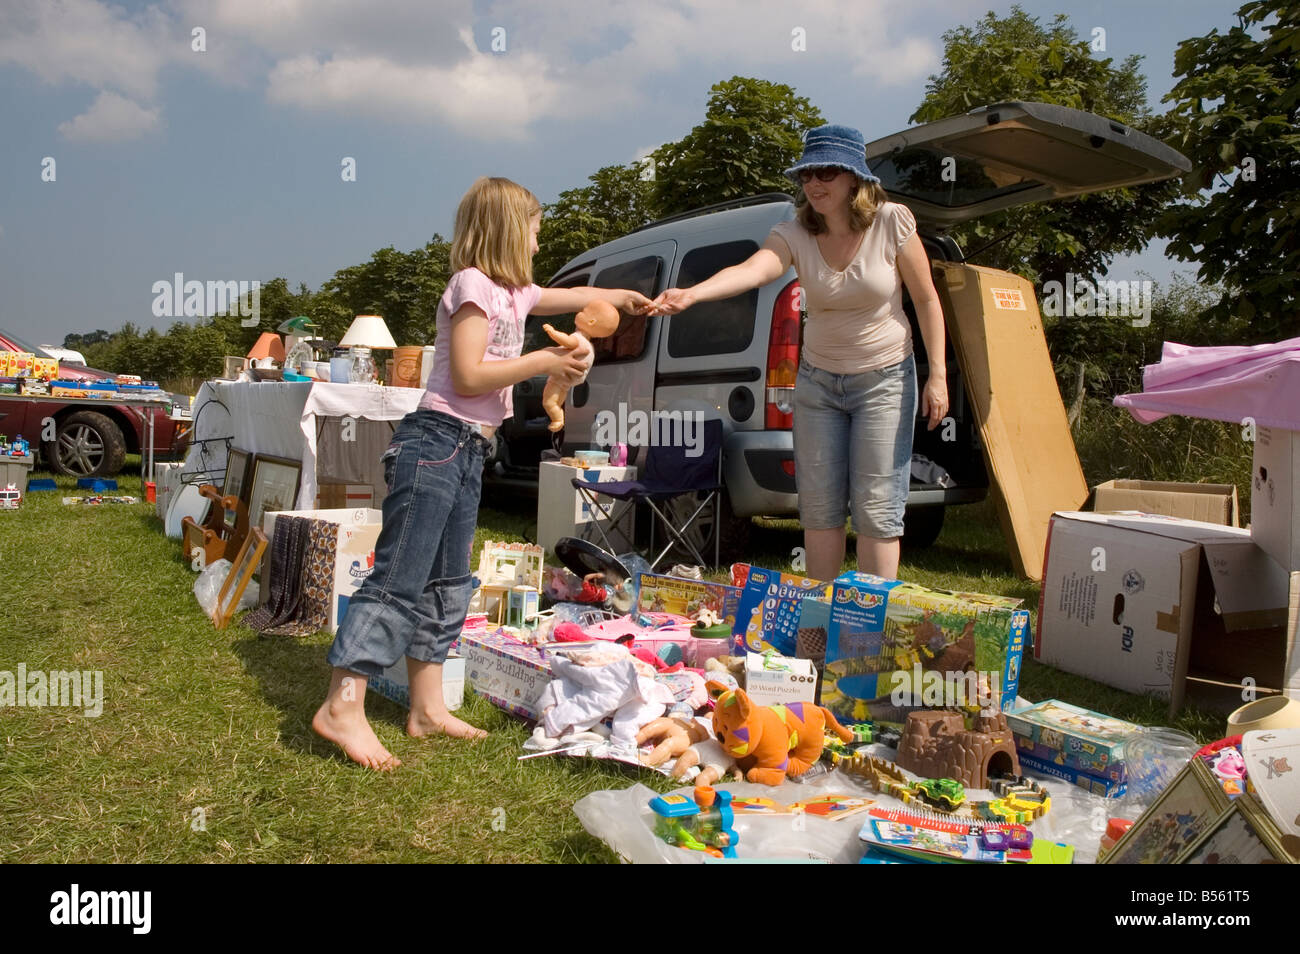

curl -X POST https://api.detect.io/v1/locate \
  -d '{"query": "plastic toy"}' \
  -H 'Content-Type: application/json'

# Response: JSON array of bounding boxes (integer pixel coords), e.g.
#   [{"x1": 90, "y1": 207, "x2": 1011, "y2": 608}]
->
[
  {"x1": 0, "y1": 483, "x2": 21, "y2": 510},
  {"x1": 706, "y1": 680, "x2": 855, "y2": 785},
  {"x1": 10, "y1": 435, "x2": 29, "y2": 457},
  {"x1": 914, "y1": 778, "x2": 966, "y2": 811},
  {"x1": 896, "y1": 709, "x2": 1020, "y2": 790},
  {"x1": 541, "y1": 300, "x2": 620, "y2": 432},
  {"x1": 649, "y1": 785, "x2": 738, "y2": 858}
]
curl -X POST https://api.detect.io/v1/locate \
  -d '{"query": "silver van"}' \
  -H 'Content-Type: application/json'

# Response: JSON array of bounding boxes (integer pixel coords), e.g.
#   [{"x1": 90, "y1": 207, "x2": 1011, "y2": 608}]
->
[{"x1": 488, "y1": 102, "x2": 1190, "y2": 557}]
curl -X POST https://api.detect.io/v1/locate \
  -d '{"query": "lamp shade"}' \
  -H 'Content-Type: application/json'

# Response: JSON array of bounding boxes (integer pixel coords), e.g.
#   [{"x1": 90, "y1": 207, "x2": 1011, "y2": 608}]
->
[
  {"x1": 247, "y1": 332, "x2": 285, "y2": 363},
  {"x1": 339, "y1": 314, "x2": 397, "y2": 349}
]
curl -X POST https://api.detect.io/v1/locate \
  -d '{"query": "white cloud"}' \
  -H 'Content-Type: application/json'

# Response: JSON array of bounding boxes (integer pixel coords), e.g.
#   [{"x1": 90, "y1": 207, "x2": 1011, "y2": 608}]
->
[{"x1": 58, "y1": 91, "x2": 162, "y2": 142}]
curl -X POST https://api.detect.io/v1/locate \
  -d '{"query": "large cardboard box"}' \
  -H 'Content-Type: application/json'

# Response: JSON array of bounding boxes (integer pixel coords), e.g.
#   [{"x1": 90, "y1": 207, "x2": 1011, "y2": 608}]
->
[
  {"x1": 637, "y1": 572, "x2": 741, "y2": 626},
  {"x1": 1036, "y1": 511, "x2": 1295, "y2": 714},
  {"x1": 262, "y1": 507, "x2": 382, "y2": 633},
  {"x1": 821, "y1": 572, "x2": 1028, "y2": 725},
  {"x1": 1251, "y1": 426, "x2": 1300, "y2": 570},
  {"x1": 731, "y1": 565, "x2": 832, "y2": 655},
  {"x1": 1093, "y1": 479, "x2": 1239, "y2": 527},
  {"x1": 536, "y1": 460, "x2": 636, "y2": 555}
]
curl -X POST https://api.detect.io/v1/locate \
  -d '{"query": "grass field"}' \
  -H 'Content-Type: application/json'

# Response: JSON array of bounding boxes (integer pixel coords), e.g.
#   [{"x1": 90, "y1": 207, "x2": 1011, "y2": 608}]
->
[{"x1": 0, "y1": 459, "x2": 1231, "y2": 863}]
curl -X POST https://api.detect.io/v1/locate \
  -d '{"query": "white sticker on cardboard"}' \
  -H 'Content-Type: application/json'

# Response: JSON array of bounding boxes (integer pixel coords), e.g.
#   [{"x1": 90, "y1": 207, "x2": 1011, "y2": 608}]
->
[{"x1": 990, "y1": 287, "x2": 1027, "y2": 310}]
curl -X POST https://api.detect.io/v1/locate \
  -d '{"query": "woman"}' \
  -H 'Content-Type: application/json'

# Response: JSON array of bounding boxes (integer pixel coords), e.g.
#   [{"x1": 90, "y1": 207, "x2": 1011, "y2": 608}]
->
[{"x1": 653, "y1": 124, "x2": 948, "y2": 582}]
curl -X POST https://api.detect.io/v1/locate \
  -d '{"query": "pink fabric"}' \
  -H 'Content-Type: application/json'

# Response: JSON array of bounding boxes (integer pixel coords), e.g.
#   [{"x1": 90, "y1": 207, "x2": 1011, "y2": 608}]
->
[
  {"x1": 1113, "y1": 336, "x2": 1300, "y2": 430},
  {"x1": 420, "y1": 267, "x2": 543, "y2": 426}
]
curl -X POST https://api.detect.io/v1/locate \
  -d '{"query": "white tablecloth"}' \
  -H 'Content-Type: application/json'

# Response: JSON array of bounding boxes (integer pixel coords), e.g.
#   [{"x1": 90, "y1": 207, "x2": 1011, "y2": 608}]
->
[{"x1": 184, "y1": 381, "x2": 424, "y2": 509}]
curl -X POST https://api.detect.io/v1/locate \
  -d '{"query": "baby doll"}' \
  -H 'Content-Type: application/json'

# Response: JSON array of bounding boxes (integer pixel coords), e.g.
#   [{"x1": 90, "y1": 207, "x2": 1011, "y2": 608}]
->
[{"x1": 541, "y1": 300, "x2": 621, "y2": 431}]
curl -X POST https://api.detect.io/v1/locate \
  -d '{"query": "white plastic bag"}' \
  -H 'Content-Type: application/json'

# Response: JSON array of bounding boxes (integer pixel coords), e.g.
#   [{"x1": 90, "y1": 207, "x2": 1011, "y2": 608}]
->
[{"x1": 194, "y1": 559, "x2": 232, "y2": 618}]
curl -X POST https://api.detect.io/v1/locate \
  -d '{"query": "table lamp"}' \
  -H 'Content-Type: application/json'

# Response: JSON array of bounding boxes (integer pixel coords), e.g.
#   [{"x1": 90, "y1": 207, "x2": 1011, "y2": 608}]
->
[
  {"x1": 339, "y1": 315, "x2": 396, "y2": 384},
  {"x1": 247, "y1": 332, "x2": 285, "y2": 366}
]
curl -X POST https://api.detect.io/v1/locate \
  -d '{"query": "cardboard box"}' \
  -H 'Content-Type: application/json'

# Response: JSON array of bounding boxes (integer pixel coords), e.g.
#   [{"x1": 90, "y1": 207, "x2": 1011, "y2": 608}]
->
[
  {"x1": 1018, "y1": 751, "x2": 1127, "y2": 798},
  {"x1": 1252, "y1": 426, "x2": 1300, "y2": 570},
  {"x1": 536, "y1": 460, "x2": 636, "y2": 555},
  {"x1": 1035, "y1": 511, "x2": 1295, "y2": 714},
  {"x1": 731, "y1": 565, "x2": 832, "y2": 656},
  {"x1": 315, "y1": 483, "x2": 375, "y2": 510},
  {"x1": 458, "y1": 630, "x2": 552, "y2": 720},
  {"x1": 821, "y1": 572, "x2": 1028, "y2": 725},
  {"x1": 1006, "y1": 699, "x2": 1139, "y2": 780},
  {"x1": 743, "y1": 653, "x2": 818, "y2": 707},
  {"x1": 368, "y1": 654, "x2": 465, "y2": 711},
  {"x1": 1093, "y1": 479, "x2": 1239, "y2": 527},
  {"x1": 636, "y1": 573, "x2": 741, "y2": 627},
  {"x1": 263, "y1": 507, "x2": 383, "y2": 633}
]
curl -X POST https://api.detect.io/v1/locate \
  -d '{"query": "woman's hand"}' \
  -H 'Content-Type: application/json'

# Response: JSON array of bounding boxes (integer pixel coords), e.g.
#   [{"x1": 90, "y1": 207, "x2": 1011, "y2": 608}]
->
[
  {"x1": 921, "y1": 373, "x2": 949, "y2": 430},
  {"x1": 651, "y1": 288, "x2": 697, "y2": 315},
  {"x1": 544, "y1": 345, "x2": 589, "y2": 385},
  {"x1": 608, "y1": 290, "x2": 656, "y2": 314}
]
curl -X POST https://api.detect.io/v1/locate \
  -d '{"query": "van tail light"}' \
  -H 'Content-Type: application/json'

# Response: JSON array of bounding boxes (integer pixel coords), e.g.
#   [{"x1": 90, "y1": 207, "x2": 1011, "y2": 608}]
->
[{"x1": 765, "y1": 279, "x2": 801, "y2": 429}]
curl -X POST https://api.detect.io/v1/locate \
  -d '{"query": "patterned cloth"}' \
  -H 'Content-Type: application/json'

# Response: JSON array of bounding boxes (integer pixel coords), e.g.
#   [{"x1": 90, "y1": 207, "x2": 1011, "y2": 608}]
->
[{"x1": 244, "y1": 516, "x2": 335, "y2": 636}]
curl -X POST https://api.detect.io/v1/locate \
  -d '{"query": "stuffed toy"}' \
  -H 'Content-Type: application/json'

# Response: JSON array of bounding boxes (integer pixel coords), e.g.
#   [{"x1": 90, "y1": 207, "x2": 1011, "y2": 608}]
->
[
  {"x1": 541, "y1": 300, "x2": 621, "y2": 431},
  {"x1": 705, "y1": 680, "x2": 855, "y2": 786},
  {"x1": 636, "y1": 716, "x2": 740, "y2": 785}
]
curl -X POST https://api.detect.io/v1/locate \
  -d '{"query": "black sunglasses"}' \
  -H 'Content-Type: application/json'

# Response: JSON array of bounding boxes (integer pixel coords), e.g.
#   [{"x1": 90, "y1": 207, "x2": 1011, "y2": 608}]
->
[{"x1": 797, "y1": 167, "x2": 844, "y2": 184}]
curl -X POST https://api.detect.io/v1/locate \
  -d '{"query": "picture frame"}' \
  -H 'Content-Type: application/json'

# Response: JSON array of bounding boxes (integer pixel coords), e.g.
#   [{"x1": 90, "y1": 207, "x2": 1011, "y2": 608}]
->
[
  {"x1": 246, "y1": 454, "x2": 302, "y2": 531},
  {"x1": 1175, "y1": 793, "x2": 1296, "y2": 865},
  {"x1": 222, "y1": 448, "x2": 252, "y2": 533},
  {"x1": 213, "y1": 527, "x2": 267, "y2": 630},
  {"x1": 1102, "y1": 753, "x2": 1229, "y2": 864}
]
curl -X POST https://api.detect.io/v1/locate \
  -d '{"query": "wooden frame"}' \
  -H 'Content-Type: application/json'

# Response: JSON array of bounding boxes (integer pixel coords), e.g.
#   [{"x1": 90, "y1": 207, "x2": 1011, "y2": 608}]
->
[
  {"x1": 1176, "y1": 792, "x2": 1295, "y2": 864},
  {"x1": 223, "y1": 448, "x2": 252, "y2": 509},
  {"x1": 246, "y1": 454, "x2": 302, "y2": 533},
  {"x1": 1102, "y1": 754, "x2": 1228, "y2": 864},
  {"x1": 213, "y1": 527, "x2": 267, "y2": 630}
]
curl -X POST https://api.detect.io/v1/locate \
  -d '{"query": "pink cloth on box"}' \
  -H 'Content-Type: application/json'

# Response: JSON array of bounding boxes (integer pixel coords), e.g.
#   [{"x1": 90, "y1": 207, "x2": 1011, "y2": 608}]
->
[{"x1": 1113, "y1": 336, "x2": 1300, "y2": 429}]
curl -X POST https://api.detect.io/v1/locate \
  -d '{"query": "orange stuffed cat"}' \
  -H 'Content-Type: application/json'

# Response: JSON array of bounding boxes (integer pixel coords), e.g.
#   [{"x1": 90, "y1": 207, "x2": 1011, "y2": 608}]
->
[{"x1": 706, "y1": 680, "x2": 854, "y2": 786}]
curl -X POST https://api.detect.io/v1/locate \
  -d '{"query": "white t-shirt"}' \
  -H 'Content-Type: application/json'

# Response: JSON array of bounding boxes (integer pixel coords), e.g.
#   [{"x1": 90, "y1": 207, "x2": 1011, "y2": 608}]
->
[{"x1": 770, "y1": 202, "x2": 917, "y2": 374}]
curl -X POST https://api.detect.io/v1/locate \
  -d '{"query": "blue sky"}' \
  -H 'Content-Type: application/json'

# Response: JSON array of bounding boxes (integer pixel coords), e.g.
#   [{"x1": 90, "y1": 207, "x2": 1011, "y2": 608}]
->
[{"x1": 0, "y1": 0, "x2": 1242, "y2": 346}]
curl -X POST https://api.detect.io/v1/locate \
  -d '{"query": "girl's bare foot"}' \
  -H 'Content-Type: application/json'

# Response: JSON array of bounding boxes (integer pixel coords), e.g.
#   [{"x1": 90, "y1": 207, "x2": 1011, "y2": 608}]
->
[
  {"x1": 407, "y1": 709, "x2": 487, "y2": 740},
  {"x1": 311, "y1": 671, "x2": 402, "y2": 771}
]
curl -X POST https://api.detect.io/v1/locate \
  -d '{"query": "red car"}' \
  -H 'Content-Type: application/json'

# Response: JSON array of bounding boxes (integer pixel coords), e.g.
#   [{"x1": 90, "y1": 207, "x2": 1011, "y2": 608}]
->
[{"x1": 0, "y1": 329, "x2": 190, "y2": 477}]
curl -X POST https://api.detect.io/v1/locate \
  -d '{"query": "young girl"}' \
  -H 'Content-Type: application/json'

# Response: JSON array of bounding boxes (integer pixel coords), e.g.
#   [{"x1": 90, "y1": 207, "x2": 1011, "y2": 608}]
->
[{"x1": 313, "y1": 176, "x2": 654, "y2": 770}]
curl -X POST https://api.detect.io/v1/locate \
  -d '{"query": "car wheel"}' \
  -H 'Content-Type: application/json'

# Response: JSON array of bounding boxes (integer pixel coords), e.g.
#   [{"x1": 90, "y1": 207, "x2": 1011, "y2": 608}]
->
[
  {"x1": 47, "y1": 410, "x2": 127, "y2": 477},
  {"x1": 658, "y1": 488, "x2": 751, "y2": 567},
  {"x1": 901, "y1": 505, "x2": 945, "y2": 550}
]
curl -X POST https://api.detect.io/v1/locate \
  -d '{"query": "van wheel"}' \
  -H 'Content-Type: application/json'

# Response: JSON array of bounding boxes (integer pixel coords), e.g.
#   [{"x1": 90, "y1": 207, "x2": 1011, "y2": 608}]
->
[
  {"x1": 902, "y1": 505, "x2": 945, "y2": 550},
  {"x1": 658, "y1": 489, "x2": 751, "y2": 567}
]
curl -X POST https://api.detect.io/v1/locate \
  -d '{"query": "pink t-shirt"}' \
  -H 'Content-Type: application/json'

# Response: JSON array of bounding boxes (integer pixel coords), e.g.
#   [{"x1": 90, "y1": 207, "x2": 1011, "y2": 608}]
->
[
  {"x1": 420, "y1": 267, "x2": 543, "y2": 426},
  {"x1": 770, "y1": 202, "x2": 917, "y2": 374}
]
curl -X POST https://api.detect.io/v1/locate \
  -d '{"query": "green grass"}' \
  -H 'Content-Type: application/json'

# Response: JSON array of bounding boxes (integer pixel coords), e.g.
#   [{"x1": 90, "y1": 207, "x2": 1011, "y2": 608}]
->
[{"x1": 0, "y1": 459, "x2": 1230, "y2": 863}]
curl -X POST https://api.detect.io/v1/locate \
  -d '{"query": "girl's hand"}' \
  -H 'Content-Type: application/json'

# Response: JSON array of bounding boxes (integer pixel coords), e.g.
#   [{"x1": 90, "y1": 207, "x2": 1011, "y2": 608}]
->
[
  {"x1": 609, "y1": 290, "x2": 656, "y2": 314},
  {"x1": 651, "y1": 288, "x2": 696, "y2": 315},
  {"x1": 545, "y1": 346, "x2": 589, "y2": 385},
  {"x1": 921, "y1": 374, "x2": 949, "y2": 430}
]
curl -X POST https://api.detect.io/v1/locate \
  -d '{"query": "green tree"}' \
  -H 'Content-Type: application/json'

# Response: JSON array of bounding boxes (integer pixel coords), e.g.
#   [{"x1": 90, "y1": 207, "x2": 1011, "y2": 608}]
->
[
  {"x1": 651, "y1": 76, "x2": 824, "y2": 217},
  {"x1": 319, "y1": 237, "x2": 452, "y2": 345},
  {"x1": 912, "y1": 6, "x2": 1181, "y2": 285},
  {"x1": 535, "y1": 164, "x2": 656, "y2": 283},
  {"x1": 1152, "y1": 0, "x2": 1300, "y2": 342}
]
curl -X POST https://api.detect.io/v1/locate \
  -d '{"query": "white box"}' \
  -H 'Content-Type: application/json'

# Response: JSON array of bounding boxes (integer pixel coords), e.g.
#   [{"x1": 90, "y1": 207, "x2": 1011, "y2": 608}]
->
[
  {"x1": 1036, "y1": 511, "x2": 1293, "y2": 714},
  {"x1": 1252, "y1": 426, "x2": 1300, "y2": 570},
  {"x1": 263, "y1": 507, "x2": 383, "y2": 633},
  {"x1": 368, "y1": 654, "x2": 465, "y2": 711},
  {"x1": 743, "y1": 653, "x2": 818, "y2": 708},
  {"x1": 536, "y1": 460, "x2": 636, "y2": 555}
]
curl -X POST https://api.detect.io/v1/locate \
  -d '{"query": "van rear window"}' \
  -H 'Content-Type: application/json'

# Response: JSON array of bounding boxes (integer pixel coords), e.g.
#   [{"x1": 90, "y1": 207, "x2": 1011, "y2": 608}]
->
[{"x1": 667, "y1": 241, "x2": 759, "y2": 357}]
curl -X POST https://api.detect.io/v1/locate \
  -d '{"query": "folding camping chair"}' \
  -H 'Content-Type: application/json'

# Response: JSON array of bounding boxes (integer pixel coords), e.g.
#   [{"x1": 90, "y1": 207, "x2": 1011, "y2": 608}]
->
[{"x1": 572, "y1": 418, "x2": 724, "y2": 570}]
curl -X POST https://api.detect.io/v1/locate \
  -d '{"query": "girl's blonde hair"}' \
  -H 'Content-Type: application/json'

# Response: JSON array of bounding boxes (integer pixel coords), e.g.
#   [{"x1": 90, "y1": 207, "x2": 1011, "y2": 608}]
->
[
  {"x1": 450, "y1": 177, "x2": 543, "y2": 288},
  {"x1": 795, "y1": 177, "x2": 889, "y2": 235}
]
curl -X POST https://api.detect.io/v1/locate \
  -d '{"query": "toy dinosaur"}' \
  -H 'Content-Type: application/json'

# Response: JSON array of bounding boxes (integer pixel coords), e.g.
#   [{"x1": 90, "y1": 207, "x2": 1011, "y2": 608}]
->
[{"x1": 541, "y1": 300, "x2": 621, "y2": 431}]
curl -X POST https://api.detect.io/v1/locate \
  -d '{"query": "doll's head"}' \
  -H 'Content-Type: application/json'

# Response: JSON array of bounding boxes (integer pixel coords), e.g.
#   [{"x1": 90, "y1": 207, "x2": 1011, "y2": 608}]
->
[{"x1": 575, "y1": 300, "x2": 620, "y2": 338}]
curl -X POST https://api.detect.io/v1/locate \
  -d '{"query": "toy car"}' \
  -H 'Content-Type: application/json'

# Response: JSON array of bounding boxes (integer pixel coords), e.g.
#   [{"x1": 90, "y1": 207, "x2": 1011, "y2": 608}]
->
[{"x1": 913, "y1": 778, "x2": 966, "y2": 811}]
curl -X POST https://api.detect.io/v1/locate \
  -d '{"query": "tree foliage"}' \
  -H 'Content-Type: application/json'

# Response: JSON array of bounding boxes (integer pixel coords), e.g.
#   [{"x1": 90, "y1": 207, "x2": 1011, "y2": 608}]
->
[
  {"x1": 534, "y1": 164, "x2": 655, "y2": 284},
  {"x1": 650, "y1": 76, "x2": 823, "y2": 217},
  {"x1": 1151, "y1": 0, "x2": 1300, "y2": 342},
  {"x1": 911, "y1": 6, "x2": 1181, "y2": 286}
]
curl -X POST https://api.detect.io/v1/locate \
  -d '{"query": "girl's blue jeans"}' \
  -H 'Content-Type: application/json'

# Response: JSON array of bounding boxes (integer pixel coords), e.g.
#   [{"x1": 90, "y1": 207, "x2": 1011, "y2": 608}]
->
[{"x1": 327, "y1": 409, "x2": 490, "y2": 676}]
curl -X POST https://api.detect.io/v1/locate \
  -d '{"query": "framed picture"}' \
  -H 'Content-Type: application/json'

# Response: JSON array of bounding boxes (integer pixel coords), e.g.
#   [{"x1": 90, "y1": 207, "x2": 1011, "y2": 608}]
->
[
  {"x1": 1176, "y1": 793, "x2": 1295, "y2": 865},
  {"x1": 213, "y1": 527, "x2": 267, "y2": 630},
  {"x1": 222, "y1": 448, "x2": 252, "y2": 532},
  {"x1": 1103, "y1": 755, "x2": 1228, "y2": 864},
  {"x1": 247, "y1": 454, "x2": 302, "y2": 531}
]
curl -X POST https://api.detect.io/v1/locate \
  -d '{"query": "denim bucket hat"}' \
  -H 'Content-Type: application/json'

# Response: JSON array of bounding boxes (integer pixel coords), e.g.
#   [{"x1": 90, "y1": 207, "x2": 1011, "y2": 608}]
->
[{"x1": 784, "y1": 124, "x2": 879, "y2": 184}]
